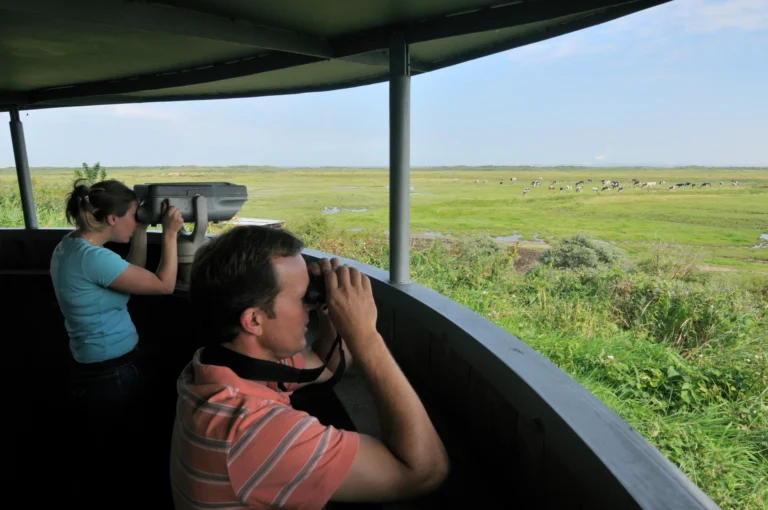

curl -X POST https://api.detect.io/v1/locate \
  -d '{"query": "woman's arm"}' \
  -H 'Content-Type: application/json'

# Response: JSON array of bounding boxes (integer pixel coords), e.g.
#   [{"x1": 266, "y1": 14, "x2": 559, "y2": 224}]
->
[
  {"x1": 109, "y1": 204, "x2": 184, "y2": 295},
  {"x1": 109, "y1": 230, "x2": 180, "y2": 295}
]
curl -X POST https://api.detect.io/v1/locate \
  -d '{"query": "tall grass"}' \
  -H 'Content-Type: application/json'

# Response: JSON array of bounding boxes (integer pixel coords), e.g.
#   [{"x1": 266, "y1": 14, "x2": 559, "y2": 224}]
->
[
  {"x1": 0, "y1": 179, "x2": 69, "y2": 227},
  {"x1": 289, "y1": 216, "x2": 767, "y2": 510}
]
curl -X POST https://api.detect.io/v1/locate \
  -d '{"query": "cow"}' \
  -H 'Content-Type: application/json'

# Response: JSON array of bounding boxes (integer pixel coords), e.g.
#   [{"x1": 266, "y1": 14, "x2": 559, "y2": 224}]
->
[{"x1": 592, "y1": 187, "x2": 599, "y2": 192}]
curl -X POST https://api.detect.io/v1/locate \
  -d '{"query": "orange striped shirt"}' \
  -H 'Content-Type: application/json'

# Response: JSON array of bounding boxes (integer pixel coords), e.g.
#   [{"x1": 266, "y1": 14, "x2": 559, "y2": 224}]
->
[{"x1": 170, "y1": 348, "x2": 360, "y2": 509}]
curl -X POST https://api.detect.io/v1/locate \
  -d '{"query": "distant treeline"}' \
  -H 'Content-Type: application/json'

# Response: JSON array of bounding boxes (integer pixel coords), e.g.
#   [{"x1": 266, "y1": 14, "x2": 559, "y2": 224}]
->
[{"x1": 2, "y1": 165, "x2": 766, "y2": 173}]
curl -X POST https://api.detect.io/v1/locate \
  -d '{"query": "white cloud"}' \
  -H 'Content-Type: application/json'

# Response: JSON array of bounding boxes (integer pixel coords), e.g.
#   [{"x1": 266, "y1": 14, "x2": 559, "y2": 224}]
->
[
  {"x1": 508, "y1": 31, "x2": 615, "y2": 62},
  {"x1": 110, "y1": 104, "x2": 182, "y2": 121},
  {"x1": 595, "y1": 154, "x2": 606, "y2": 160},
  {"x1": 662, "y1": 0, "x2": 768, "y2": 34},
  {"x1": 508, "y1": 0, "x2": 768, "y2": 62}
]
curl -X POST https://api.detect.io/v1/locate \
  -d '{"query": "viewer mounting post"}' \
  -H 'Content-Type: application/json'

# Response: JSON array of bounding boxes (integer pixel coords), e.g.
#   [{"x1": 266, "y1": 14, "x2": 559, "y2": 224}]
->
[
  {"x1": 9, "y1": 107, "x2": 38, "y2": 229},
  {"x1": 389, "y1": 31, "x2": 411, "y2": 284}
]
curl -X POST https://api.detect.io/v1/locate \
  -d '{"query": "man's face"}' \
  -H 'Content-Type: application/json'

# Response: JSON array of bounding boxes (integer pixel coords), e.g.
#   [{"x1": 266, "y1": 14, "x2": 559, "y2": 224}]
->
[{"x1": 260, "y1": 253, "x2": 312, "y2": 360}]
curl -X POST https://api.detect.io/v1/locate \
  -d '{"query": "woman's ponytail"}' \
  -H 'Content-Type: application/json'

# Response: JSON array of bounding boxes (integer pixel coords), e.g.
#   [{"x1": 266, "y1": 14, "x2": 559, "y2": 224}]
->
[{"x1": 64, "y1": 178, "x2": 136, "y2": 231}]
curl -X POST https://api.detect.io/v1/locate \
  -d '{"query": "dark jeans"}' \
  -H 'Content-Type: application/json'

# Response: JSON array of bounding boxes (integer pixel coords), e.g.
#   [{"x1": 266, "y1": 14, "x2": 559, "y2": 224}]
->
[{"x1": 68, "y1": 351, "x2": 146, "y2": 508}]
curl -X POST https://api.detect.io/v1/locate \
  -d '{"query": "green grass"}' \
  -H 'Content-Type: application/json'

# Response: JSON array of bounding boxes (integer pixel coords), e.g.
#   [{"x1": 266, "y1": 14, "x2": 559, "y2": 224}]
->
[
  {"x1": 2, "y1": 165, "x2": 767, "y2": 507},
  {"x1": 3, "y1": 165, "x2": 765, "y2": 271}
]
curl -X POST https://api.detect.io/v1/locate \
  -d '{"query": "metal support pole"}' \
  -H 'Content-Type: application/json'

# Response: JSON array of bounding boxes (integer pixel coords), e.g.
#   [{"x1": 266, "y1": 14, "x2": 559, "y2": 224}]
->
[
  {"x1": 9, "y1": 108, "x2": 38, "y2": 228},
  {"x1": 389, "y1": 33, "x2": 411, "y2": 284}
]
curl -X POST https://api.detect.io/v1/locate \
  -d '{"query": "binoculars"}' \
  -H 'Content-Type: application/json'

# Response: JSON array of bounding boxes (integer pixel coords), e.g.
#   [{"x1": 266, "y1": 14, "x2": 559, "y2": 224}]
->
[{"x1": 304, "y1": 272, "x2": 326, "y2": 306}]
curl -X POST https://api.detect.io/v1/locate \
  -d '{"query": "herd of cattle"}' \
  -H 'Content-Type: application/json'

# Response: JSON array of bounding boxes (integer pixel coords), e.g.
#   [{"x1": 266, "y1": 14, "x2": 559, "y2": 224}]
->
[{"x1": 455, "y1": 176, "x2": 743, "y2": 197}]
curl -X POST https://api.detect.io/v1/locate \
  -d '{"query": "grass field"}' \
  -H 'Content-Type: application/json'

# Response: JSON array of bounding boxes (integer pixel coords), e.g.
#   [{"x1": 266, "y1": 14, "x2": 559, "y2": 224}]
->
[
  {"x1": 2, "y1": 165, "x2": 767, "y2": 508},
  {"x1": 2, "y1": 165, "x2": 765, "y2": 272}
]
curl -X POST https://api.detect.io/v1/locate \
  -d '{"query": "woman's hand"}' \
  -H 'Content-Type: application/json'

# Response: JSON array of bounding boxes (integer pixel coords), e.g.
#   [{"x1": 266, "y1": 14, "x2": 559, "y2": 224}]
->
[{"x1": 161, "y1": 201, "x2": 184, "y2": 236}]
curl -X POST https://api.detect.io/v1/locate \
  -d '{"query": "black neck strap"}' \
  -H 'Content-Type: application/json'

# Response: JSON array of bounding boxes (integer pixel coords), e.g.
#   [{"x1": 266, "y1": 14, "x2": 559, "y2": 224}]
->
[{"x1": 201, "y1": 334, "x2": 345, "y2": 392}]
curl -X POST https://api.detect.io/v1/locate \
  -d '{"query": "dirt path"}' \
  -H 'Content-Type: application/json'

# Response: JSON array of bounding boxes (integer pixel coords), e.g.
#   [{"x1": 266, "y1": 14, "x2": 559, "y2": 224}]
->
[
  {"x1": 408, "y1": 233, "x2": 548, "y2": 249},
  {"x1": 696, "y1": 265, "x2": 736, "y2": 272}
]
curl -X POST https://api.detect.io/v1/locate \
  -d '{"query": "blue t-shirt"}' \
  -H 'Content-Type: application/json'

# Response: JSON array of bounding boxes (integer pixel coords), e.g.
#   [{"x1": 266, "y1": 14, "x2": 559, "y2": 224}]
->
[{"x1": 50, "y1": 236, "x2": 138, "y2": 363}]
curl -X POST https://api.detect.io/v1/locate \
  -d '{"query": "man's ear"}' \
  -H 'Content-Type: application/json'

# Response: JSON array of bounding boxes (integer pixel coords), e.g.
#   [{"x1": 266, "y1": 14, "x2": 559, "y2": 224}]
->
[{"x1": 240, "y1": 307, "x2": 265, "y2": 336}]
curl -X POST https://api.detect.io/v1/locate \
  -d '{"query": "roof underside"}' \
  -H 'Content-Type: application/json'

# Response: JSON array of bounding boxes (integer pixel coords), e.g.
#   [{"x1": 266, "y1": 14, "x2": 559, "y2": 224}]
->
[{"x1": 0, "y1": 0, "x2": 670, "y2": 111}]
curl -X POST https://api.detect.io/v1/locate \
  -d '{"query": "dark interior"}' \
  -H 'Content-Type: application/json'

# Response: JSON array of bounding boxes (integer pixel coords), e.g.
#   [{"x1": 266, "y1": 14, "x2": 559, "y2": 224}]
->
[
  {"x1": 5, "y1": 228, "x2": 719, "y2": 509},
  {"x1": 6, "y1": 229, "x2": 500, "y2": 508},
  {"x1": 8, "y1": 230, "x2": 375, "y2": 508}
]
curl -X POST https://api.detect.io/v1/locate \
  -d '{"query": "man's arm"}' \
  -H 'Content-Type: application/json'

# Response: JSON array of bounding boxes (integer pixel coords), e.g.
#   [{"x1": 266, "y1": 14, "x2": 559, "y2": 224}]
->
[
  {"x1": 126, "y1": 224, "x2": 148, "y2": 267},
  {"x1": 325, "y1": 265, "x2": 450, "y2": 502}
]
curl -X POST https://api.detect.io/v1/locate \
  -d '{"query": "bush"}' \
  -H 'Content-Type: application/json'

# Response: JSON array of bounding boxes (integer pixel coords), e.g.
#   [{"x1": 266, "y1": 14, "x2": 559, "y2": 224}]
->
[
  {"x1": 73, "y1": 162, "x2": 107, "y2": 184},
  {"x1": 539, "y1": 233, "x2": 624, "y2": 270},
  {"x1": 639, "y1": 237, "x2": 704, "y2": 281},
  {"x1": 610, "y1": 273, "x2": 761, "y2": 349},
  {"x1": 284, "y1": 216, "x2": 332, "y2": 247}
]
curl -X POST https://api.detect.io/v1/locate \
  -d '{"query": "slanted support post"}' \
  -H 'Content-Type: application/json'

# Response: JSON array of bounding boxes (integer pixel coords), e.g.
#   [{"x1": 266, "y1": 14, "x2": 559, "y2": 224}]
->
[
  {"x1": 389, "y1": 32, "x2": 411, "y2": 284},
  {"x1": 9, "y1": 108, "x2": 38, "y2": 228}
]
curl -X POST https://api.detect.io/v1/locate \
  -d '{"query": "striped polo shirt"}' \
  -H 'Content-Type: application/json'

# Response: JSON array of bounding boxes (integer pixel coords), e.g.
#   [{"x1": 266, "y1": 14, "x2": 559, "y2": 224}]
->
[{"x1": 170, "y1": 348, "x2": 360, "y2": 510}]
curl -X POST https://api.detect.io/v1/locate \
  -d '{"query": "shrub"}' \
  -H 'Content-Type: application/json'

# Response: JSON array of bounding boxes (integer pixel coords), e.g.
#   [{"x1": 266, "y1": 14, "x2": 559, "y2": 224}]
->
[
  {"x1": 539, "y1": 233, "x2": 624, "y2": 269},
  {"x1": 639, "y1": 237, "x2": 703, "y2": 281},
  {"x1": 285, "y1": 215, "x2": 332, "y2": 246}
]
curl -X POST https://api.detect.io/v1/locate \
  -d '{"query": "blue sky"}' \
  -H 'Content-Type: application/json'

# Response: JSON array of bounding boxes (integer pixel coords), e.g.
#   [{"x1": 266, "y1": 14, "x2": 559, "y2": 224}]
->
[{"x1": 1, "y1": 0, "x2": 767, "y2": 168}]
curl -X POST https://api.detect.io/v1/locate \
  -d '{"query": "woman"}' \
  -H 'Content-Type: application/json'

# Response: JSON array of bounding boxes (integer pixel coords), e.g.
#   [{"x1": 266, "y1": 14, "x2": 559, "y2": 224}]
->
[{"x1": 50, "y1": 178, "x2": 183, "y2": 505}]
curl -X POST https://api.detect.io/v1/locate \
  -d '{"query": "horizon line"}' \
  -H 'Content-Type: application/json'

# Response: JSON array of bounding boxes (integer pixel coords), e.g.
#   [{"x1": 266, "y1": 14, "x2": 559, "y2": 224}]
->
[{"x1": 2, "y1": 163, "x2": 768, "y2": 170}]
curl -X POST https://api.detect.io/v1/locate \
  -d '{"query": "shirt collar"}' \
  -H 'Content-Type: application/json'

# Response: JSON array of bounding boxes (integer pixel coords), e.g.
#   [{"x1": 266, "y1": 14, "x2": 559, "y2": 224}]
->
[{"x1": 189, "y1": 347, "x2": 293, "y2": 404}]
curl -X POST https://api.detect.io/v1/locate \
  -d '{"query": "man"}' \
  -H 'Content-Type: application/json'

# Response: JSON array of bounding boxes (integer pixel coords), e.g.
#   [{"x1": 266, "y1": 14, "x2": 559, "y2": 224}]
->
[{"x1": 170, "y1": 226, "x2": 449, "y2": 509}]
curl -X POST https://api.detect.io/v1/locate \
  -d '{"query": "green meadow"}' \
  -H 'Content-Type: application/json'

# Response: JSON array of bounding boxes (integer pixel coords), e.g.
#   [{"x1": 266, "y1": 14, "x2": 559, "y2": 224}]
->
[{"x1": 2, "y1": 165, "x2": 766, "y2": 272}]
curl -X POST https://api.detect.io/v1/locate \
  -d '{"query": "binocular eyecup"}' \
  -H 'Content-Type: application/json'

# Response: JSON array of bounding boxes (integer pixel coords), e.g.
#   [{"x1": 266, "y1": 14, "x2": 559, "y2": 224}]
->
[{"x1": 304, "y1": 273, "x2": 326, "y2": 306}]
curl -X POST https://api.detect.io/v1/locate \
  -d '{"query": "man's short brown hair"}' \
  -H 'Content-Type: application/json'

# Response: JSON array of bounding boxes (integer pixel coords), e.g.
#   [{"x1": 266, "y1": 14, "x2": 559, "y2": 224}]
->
[{"x1": 190, "y1": 226, "x2": 304, "y2": 342}]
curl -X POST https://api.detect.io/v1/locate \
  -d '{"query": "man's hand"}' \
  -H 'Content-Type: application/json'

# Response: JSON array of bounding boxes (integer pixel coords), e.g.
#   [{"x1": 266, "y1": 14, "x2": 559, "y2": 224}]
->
[
  {"x1": 324, "y1": 261, "x2": 378, "y2": 351},
  {"x1": 305, "y1": 258, "x2": 354, "y2": 376},
  {"x1": 307, "y1": 258, "x2": 340, "y2": 341}
]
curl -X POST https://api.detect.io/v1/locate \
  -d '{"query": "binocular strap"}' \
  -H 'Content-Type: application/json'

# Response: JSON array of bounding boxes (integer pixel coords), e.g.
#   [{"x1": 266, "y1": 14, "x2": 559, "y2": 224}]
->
[{"x1": 201, "y1": 334, "x2": 346, "y2": 392}]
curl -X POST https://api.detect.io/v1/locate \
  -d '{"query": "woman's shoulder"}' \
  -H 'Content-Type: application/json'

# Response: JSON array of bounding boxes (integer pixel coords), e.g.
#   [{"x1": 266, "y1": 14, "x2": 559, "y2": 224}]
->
[
  {"x1": 52, "y1": 238, "x2": 125, "y2": 271},
  {"x1": 53, "y1": 236, "x2": 95, "y2": 258}
]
